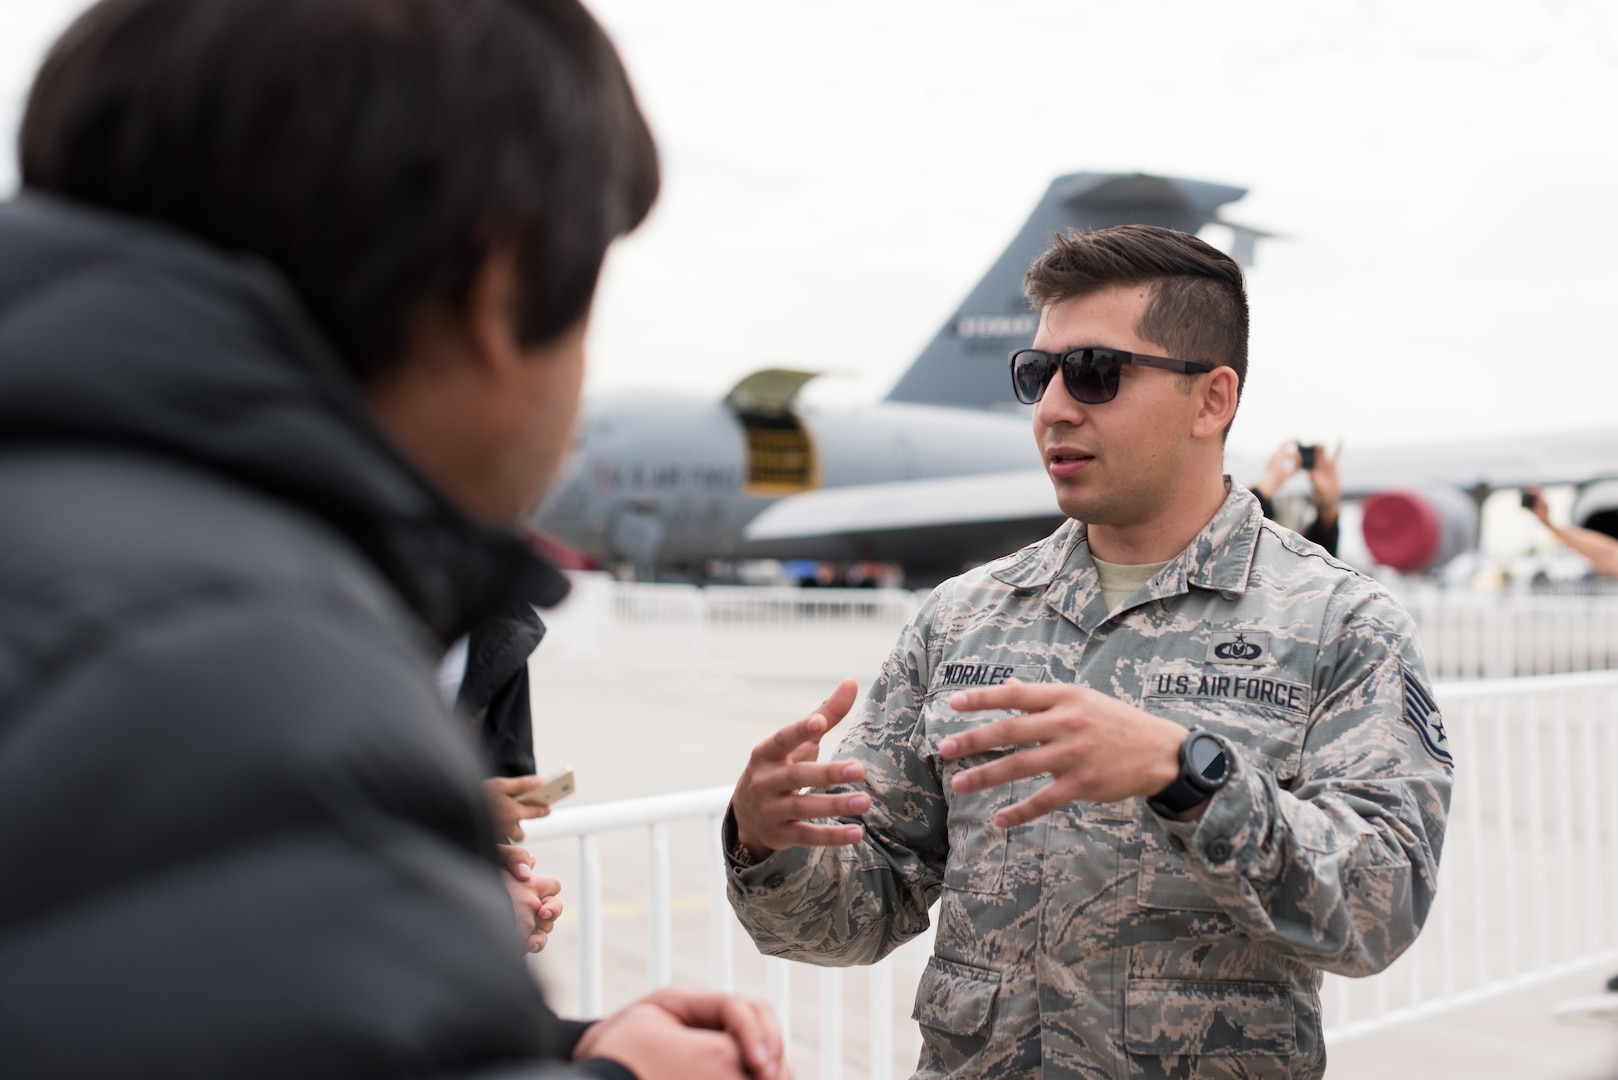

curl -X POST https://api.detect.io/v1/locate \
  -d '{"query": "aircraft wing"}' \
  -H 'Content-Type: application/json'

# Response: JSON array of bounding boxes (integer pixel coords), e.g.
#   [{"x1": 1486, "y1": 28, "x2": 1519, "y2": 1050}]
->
[
  {"x1": 1329, "y1": 428, "x2": 1618, "y2": 497},
  {"x1": 738, "y1": 469, "x2": 1067, "y2": 581},
  {"x1": 736, "y1": 427, "x2": 1618, "y2": 581}
]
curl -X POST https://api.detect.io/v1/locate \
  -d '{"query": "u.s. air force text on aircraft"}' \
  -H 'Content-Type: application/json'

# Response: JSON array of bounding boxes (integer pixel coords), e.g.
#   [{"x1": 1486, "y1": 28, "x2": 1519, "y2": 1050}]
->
[{"x1": 594, "y1": 463, "x2": 741, "y2": 493}]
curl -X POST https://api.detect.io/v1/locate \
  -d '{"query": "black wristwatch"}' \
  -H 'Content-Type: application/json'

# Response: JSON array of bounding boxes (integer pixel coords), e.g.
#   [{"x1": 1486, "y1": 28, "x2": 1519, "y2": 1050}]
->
[{"x1": 1146, "y1": 728, "x2": 1231, "y2": 817}]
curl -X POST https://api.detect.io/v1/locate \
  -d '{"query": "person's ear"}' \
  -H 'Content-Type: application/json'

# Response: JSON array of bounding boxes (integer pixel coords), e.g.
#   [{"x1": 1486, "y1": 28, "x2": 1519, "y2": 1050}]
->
[
  {"x1": 1190, "y1": 365, "x2": 1239, "y2": 440},
  {"x1": 462, "y1": 249, "x2": 523, "y2": 378}
]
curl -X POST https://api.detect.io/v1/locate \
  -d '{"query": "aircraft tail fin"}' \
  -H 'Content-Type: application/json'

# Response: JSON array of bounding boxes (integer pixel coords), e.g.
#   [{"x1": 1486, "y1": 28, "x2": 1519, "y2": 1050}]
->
[{"x1": 882, "y1": 171, "x2": 1251, "y2": 412}]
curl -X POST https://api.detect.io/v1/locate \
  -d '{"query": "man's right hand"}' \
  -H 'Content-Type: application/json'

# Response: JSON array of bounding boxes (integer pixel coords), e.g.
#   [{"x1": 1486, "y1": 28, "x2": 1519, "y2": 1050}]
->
[
  {"x1": 575, "y1": 990, "x2": 789, "y2": 1080},
  {"x1": 482, "y1": 775, "x2": 552, "y2": 842},
  {"x1": 730, "y1": 679, "x2": 867, "y2": 861}
]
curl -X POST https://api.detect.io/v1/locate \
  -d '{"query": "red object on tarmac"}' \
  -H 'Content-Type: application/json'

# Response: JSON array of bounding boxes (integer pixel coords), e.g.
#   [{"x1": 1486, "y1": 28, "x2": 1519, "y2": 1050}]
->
[
  {"x1": 524, "y1": 529, "x2": 600, "y2": 571},
  {"x1": 1361, "y1": 491, "x2": 1443, "y2": 572}
]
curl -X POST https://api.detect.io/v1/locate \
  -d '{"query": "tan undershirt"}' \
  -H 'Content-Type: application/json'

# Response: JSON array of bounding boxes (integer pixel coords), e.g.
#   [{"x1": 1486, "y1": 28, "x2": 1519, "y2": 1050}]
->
[{"x1": 1091, "y1": 555, "x2": 1170, "y2": 614}]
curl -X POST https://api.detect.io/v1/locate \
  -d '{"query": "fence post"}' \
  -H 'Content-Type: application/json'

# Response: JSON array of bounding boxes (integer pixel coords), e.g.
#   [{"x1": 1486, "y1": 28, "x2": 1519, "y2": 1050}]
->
[
  {"x1": 870, "y1": 956, "x2": 894, "y2": 1080},
  {"x1": 580, "y1": 834, "x2": 605, "y2": 1018},
  {"x1": 1492, "y1": 698, "x2": 1520, "y2": 978},
  {"x1": 1578, "y1": 693, "x2": 1603, "y2": 955},
  {"x1": 708, "y1": 813, "x2": 734, "y2": 991},
  {"x1": 648, "y1": 822, "x2": 672, "y2": 989},
  {"x1": 819, "y1": 968, "x2": 844, "y2": 1080},
  {"x1": 767, "y1": 956, "x2": 792, "y2": 1054},
  {"x1": 1552, "y1": 697, "x2": 1577, "y2": 962}
]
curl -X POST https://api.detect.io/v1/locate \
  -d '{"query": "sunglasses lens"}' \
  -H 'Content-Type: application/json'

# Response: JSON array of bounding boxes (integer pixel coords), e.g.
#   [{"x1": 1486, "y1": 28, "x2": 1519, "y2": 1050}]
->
[
  {"x1": 1010, "y1": 351, "x2": 1057, "y2": 404},
  {"x1": 1062, "y1": 349, "x2": 1119, "y2": 403},
  {"x1": 1010, "y1": 349, "x2": 1124, "y2": 404}
]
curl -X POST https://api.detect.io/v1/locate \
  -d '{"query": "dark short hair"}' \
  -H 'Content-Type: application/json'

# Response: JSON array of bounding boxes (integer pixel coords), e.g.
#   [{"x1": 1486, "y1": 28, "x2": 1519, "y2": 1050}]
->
[
  {"x1": 1023, "y1": 224, "x2": 1249, "y2": 423},
  {"x1": 19, "y1": 0, "x2": 660, "y2": 382}
]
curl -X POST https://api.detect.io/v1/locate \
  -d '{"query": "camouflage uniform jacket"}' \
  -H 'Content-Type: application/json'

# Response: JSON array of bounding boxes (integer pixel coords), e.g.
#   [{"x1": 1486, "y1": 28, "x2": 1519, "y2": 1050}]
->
[{"x1": 727, "y1": 484, "x2": 1453, "y2": 1079}]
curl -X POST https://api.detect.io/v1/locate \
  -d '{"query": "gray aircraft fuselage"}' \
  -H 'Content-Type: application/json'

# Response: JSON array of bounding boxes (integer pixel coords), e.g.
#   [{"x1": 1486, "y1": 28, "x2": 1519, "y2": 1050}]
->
[{"x1": 534, "y1": 392, "x2": 1038, "y2": 571}]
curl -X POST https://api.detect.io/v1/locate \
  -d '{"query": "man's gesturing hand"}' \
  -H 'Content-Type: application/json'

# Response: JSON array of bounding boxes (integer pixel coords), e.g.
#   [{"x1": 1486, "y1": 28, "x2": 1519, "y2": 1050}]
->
[
  {"x1": 940, "y1": 680, "x2": 1189, "y2": 828},
  {"x1": 731, "y1": 678, "x2": 867, "y2": 861}
]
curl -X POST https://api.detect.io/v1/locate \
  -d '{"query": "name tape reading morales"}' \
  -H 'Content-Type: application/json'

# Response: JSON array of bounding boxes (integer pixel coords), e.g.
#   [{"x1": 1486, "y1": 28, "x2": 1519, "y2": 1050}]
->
[{"x1": 932, "y1": 663, "x2": 1047, "y2": 691}]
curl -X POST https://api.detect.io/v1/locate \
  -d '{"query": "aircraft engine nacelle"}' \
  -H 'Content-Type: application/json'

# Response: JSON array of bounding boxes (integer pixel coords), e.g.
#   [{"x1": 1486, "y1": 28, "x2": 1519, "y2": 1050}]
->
[
  {"x1": 1572, "y1": 478, "x2": 1618, "y2": 540},
  {"x1": 1360, "y1": 488, "x2": 1477, "y2": 573}
]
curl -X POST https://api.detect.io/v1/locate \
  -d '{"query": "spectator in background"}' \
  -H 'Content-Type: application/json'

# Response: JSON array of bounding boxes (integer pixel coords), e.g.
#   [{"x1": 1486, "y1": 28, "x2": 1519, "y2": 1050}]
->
[
  {"x1": 1251, "y1": 439, "x2": 1343, "y2": 556},
  {"x1": 440, "y1": 602, "x2": 563, "y2": 953},
  {"x1": 1523, "y1": 488, "x2": 1618, "y2": 579}
]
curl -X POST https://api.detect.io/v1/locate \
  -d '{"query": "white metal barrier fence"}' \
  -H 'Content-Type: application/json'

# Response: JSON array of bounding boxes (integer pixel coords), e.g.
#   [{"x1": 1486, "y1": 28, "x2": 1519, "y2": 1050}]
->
[
  {"x1": 521, "y1": 671, "x2": 1618, "y2": 1079},
  {"x1": 545, "y1": 574, "x2": 1618, "y2": 682},
  {"x1": 1396, "y1": 587, "x2": 1618, "y2": 680}
]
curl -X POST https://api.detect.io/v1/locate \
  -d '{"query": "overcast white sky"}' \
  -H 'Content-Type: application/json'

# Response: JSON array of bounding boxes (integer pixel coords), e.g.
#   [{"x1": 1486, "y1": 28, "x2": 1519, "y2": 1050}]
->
[{"x1": 4, "y1": 0, "x2": 1616, "y2": 465}]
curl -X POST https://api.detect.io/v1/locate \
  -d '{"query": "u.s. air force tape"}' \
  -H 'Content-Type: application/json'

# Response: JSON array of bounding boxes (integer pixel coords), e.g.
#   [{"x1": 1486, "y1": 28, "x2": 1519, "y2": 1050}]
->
[{"x1": 1145, "y1": 668, "x2": 1310, "y2": 716}]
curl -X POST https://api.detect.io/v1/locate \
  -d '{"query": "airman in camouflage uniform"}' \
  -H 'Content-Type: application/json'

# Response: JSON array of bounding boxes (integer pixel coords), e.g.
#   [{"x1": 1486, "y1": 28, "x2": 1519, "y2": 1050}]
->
[{"x1": 724, "y1": 224, "x2": 1452, "y2": 1079}]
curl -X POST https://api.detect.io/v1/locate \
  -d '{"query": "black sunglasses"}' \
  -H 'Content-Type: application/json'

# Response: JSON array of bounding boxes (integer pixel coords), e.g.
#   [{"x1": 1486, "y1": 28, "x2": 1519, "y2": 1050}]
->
[{"x1": 1009, "y1": 347, "x2": 1215, "y2": 405}]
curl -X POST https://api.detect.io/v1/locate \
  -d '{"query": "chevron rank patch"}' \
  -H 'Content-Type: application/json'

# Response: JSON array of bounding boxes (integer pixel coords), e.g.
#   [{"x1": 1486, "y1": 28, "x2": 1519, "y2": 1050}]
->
[{"x1": 1402, "y1": 666, "x2": 1451, "y2": 765}]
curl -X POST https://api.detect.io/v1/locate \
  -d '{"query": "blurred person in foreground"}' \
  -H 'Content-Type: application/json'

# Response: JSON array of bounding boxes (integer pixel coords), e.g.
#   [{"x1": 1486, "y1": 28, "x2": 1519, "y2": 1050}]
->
[
  {"x1": 0, "y1": 1, "x2": 784, "y2": 1077},
  {"x1": 1250, "y1": 439, "x2": 1342, "y2": 556},
  {"x1": 724, "y1": 226, "x2": 1452, "y2": 1078},
  {"x1": 1523, "y1": 488, "x2": 1618, "y2": 579}
]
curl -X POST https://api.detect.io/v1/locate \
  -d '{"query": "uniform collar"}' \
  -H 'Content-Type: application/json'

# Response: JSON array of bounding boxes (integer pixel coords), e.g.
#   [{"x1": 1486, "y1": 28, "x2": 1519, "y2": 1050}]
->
[{"x1": 991, "y1": 480, "x2": 1263, "y2": 633}]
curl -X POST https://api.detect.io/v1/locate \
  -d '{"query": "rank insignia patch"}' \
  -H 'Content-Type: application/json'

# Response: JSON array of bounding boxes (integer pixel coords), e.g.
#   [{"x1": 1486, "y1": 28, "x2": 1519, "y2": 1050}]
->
[{"x1": 1403, "y1": 667, "x2": 1452, "y2": 765}]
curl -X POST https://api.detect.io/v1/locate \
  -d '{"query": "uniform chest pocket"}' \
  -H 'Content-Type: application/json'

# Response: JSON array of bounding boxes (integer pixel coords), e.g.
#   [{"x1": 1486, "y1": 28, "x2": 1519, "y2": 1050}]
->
[{"x1": 926, "y1": 700, "x2": 1031, "y2": 897}]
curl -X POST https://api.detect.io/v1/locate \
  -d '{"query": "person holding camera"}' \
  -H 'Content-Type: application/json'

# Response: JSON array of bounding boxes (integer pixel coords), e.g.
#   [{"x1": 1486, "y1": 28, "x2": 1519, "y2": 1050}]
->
[
  {"x1": 1251, "y1": 439, "x2": 1343, "y2": 556},
  {"x1": 1522, "y1": 488, "x2": 1618, "y2": 578}
]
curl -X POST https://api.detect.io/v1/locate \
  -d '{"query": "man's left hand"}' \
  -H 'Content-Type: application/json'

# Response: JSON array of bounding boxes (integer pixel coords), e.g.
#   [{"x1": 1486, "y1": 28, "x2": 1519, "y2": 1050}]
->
[{"x1": 940, "y1": 680, "x2": 1189, "y2": 828}]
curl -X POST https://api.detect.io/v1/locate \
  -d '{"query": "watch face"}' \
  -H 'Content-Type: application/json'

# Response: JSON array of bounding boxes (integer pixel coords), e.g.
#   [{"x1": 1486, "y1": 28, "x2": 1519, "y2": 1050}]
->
[{"x1": 1187, "y1": 733, "x2": 1229, "y2": 785}]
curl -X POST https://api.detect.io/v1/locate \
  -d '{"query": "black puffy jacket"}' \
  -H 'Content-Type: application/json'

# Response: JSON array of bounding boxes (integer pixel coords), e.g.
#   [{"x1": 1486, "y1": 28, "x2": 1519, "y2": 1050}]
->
[{"x1": 0, "y1": 195, "x2": 621, "y2": 1079}]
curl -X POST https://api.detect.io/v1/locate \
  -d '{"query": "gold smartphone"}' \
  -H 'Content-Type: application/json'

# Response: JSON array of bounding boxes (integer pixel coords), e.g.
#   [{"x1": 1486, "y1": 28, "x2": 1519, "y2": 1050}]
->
[{"x1": 515, "y1": 767, "x2": 575, "y2": 807}]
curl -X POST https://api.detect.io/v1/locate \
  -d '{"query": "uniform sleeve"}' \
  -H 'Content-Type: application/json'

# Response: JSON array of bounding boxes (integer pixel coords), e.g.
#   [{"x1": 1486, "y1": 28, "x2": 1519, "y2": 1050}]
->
[
  {"x1": 1158, "y1": 583, "x2": 1453, "y2": 977},
  {"x1": 726, "y1": 595, "x2": 950, "y2": 967}
]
